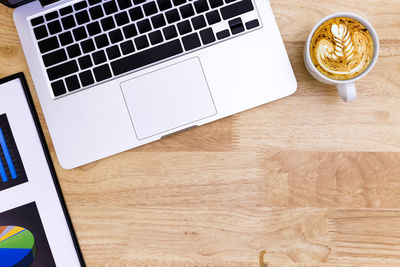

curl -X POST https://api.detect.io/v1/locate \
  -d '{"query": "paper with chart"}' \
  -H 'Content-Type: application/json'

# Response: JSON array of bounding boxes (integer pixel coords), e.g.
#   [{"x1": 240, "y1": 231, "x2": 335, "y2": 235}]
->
[{"x1": 0, "y1": 77, "x2": 81, "y2": 267}]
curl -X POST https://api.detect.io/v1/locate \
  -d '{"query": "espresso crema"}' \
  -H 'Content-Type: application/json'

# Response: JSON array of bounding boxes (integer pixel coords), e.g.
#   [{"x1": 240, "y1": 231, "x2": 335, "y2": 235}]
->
[{"x1": 310, "y1": 17, "x2": 374, "y2": 80}]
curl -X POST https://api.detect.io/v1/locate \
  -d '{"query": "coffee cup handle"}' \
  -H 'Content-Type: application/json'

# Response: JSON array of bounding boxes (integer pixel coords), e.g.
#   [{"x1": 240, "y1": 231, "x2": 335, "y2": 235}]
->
[{"x1": 337, "y1": 83, "x2": 357, "y2": 102}]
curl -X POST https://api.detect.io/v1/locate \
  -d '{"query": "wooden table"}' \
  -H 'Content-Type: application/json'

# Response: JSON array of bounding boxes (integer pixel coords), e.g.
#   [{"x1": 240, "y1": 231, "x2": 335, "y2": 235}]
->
[{"x1": 1, "y1": 0, "x2": 400, "y2": 265}]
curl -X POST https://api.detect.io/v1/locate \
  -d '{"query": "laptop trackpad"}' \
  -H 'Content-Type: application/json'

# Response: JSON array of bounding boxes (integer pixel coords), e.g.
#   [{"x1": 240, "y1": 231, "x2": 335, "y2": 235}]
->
[{"x1": 121, "y1": 58, "x2": 217, "y2": 140}]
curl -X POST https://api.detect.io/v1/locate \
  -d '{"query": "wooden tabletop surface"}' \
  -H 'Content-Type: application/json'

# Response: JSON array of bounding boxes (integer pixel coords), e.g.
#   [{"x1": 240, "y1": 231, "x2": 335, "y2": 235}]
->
[{"x1": 1, "y1": 0, "x2": 400, "y2": 266}]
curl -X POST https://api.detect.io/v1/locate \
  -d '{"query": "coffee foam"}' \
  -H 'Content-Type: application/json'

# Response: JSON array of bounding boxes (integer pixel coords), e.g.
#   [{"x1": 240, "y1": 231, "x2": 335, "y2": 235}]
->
[{"x1": 310, "y1": 17, "x2": 374, "y2": 80}]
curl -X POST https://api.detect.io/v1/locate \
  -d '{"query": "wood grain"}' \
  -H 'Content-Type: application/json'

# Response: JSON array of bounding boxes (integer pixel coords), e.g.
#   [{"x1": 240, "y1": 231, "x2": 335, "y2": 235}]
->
[{"x1": 1, "y1": 0, "x2": 400, "y2": 266}]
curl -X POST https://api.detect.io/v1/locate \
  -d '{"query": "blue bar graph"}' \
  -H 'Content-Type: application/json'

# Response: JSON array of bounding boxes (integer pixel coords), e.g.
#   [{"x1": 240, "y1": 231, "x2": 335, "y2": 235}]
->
[
  {"x1": 0, "y1": 127, "x2": 17, "y2": 181},
  {"x1": 0, "y1": 156, "x2": 6, "y2": 182},
  {"x1": 0, "y1": 113, "x2": 27, "y2": 191}
]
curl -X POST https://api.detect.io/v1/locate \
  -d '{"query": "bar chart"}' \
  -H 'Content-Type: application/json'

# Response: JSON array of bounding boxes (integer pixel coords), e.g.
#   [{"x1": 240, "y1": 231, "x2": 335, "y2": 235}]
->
[{"x1": 0, "y1": 114, "x2": 27, "y2": 191}]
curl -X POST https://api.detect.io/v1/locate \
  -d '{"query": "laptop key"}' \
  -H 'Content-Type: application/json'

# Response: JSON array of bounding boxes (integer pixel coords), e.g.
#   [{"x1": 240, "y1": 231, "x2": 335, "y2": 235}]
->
[
  {"x1": 87, "y1": 21, "x2": 102, "y2": 36},
  {"x1": 122, "y1": 24, "x2": 138, "y2": 38},
  {"x1": 129, "y1": 7, "x2": 144, "y2": 21},
  {"x1": 149, "y1": 30, "x2": 163, "y2": 45},
  {"x1": 45, "y1": 11, "x2": 58, "y2": 21},
  {"x1": 143, "y1": 2, "x2": 158, "y2": 16},
  {"x1": 76, "y1": 10, "x2": 90, "y2": 24},
  {"x1": 116, "y1": 0, "x2": 132, "y2": 10},
  {"x1": 220, "y1": 0, "x2": 254, "y2": 20},
  {"x1": 205, "y1": 10, "x2": 221, "y2": 25},
  {"x1": 42, "y1": 48, "x2": 67, "y2": 67},
  {"x1": 73, "y1": 27, "x2": 88, "y2": 41},
  {"x1": 111, "y1": 39, "x2": 183, "y2": 76},
  {"x1": 182, "y1": 32, "x2": 201, "y2": 51},
  {"x1": 65, "y1": 75, "x2": 81, "y2": 91},
  {"x1": 134, "y1": 35, "x2": 149, "y2": 50},
  {"x1": 245, "y1": 19, "x2": 259, "y2": 30},
  {"x1": 109, "y1": 29, "x2": 124, "y2": 44},
  {"x1": 115, "y1": 12, "x2": 130, "y2": 26},
  {"x1": 95, "y1": 34, "x2": 110, "y2": 49},
  {"x1": 162, "y1": 25, "x2": 178, "y2": 40},
  {"x1": 74, "y1": 1, "x2": 88, "y2": 11},
  {"x1": 48, "y1": 20, "x2": 62, "y2": 35},
  {"x1": 199, "y1": 27, "x2": 215, "y2": 44},
  {"x1": 177, "y1": 20, "x2": 192, "y2": 35},
  {"x1": 173, "y1": 0, "x2": 186, "y2": 6},
  {"x1": 165, "y1": 9, "x2": 180, "y2": 23},
  {"x1": 33, "y1": 25, "x2": 48, "y2": 40},
  {"x1": 60, "y1": 6, "x2": 73, "y2": 16},
  {"x1": 120, "y1": 40, "x2": 135, "y2": 55},
  {"x1": 47, "y1": 60, "x2": 79, "y2": 81},
  {"x1": 67, "y1": 44, "x2": 82, "y2": 58},
  {"x1": 151, "y1": 14, "x2": 166, "y2": 29},
  {"x1": 209, "y1": 0, "x2": 223, "y2": 8},
  {"x1": 106, "y1": 45, "x2": 121, "y2": 60},
  {"x1": 79, "y1": 70, "x2": 95, "y2": 86},
  {"x1": 101, "y1": 17, "x2": 116, "y2": 31},
  {"x1": 133, "y1": 0, "x2": 146, "y2": 4},
  {"x1": 92, "y1": 50, "x2": 107, "y2": 64},
  {"x1": 157, "y1": 0, "x2": 172, "y2": 11},
  {"x1": 194, "y1": 0, "x2": 209, "y2": 13},
  {"x1": 81, "y1": 39, "x2": 96, "y2": 53},
  {"x1": 228, "y1": 17, "x2": 244, "y2": 34},
  {"x1": 104, "y1": 1, "x2": 118, "y2": 15},
  {"x1": 179, "y1": 4, "x2": 194, "y2": 18},
  {"x1": 93, "y1": 64, "x2": 112, "y2": 82},
  {"x1": 89, "y1": 6, "x2": 104, "y2": 20},
  {"x1": 59, "y1": 32, "x2": 73, "y2": 46},
  {"x1": 31, "y1": 16, "x2": 44, "y2": 26},
  {"x1": 191, "y1": 15, "x2": 206, "y2": 30},
  {"x1": 38, "y1": 36, "x2": 59, "y2": 53},
  {"x1": 61, "y1": 15, "x2": 76, "y2": 30},
  {"x1": 51, "y1": 80, "x2": 67, "y2": 96},
  {"x1": 78, "y1": 55, "x2": 93, "y2": 69},
  {"x1": 216, "y1": 29, "x2": 230, "y2": 39},
  {"x1": 137, "y1": 19, "x2": 152, "y2": 34},
  {"x1": 89, "y1": 0, "x2": 101, "y2": 5}
]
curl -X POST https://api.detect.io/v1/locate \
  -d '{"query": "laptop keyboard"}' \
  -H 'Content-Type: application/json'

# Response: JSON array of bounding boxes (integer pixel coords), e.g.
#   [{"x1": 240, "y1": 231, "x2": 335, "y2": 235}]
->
[{"x1": 30, "y1": 0, "x2": 261, "y2": 98}]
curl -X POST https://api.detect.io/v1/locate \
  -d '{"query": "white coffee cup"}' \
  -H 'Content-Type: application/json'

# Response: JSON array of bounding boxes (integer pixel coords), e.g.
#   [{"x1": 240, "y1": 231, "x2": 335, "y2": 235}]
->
[{"x1": 304, "y1": 12, "x2": 380, "y2": 102}]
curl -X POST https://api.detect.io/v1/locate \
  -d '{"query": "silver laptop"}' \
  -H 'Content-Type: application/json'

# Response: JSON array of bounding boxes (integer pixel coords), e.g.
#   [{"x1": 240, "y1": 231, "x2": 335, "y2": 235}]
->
[{"x1": 8, "y1": 0, "x2": 296, "y2": 168}]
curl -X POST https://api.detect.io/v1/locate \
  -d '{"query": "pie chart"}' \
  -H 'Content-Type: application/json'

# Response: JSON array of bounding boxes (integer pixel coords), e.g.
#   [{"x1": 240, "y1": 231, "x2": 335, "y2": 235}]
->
[{"x1": 0, "y1": 226, "x2": 36, "y2": 267}]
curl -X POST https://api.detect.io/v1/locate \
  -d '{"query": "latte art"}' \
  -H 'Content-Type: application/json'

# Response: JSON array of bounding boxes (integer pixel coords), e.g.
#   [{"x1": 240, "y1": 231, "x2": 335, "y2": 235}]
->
[{"x1": 310, "y1": 17, "x2": 374, "y2": 80}]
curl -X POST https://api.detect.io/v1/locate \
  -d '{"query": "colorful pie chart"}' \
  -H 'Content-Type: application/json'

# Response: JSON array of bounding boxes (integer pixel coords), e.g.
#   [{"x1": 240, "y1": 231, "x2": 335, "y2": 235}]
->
[{"x1": 0, "y1": 226, "x2": 36, "y2": 267}]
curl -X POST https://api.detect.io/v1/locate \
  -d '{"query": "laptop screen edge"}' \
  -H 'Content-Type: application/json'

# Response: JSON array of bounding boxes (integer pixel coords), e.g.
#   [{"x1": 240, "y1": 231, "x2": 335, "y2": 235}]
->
[{"x1": 0, "y1": 0, "x2": 36, "y2": 8}]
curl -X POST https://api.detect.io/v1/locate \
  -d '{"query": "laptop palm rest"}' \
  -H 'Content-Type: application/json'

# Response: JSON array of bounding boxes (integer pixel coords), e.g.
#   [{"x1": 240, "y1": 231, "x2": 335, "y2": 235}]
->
[{"x1": 121, "y1": 58, "x2": 217, "y2": 140}]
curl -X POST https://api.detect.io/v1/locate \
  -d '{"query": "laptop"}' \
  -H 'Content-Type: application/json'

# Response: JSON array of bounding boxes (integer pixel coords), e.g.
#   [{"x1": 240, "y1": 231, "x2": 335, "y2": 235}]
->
[{"x1": 4, "y1": 0, "x2": 296, "y2": 169}]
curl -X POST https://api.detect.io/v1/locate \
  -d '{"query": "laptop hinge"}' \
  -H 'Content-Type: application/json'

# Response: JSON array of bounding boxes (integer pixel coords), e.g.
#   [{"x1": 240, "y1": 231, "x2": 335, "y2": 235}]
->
[{"x1": 39, "y1": 0, "x2": 58, "y2": 6}]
